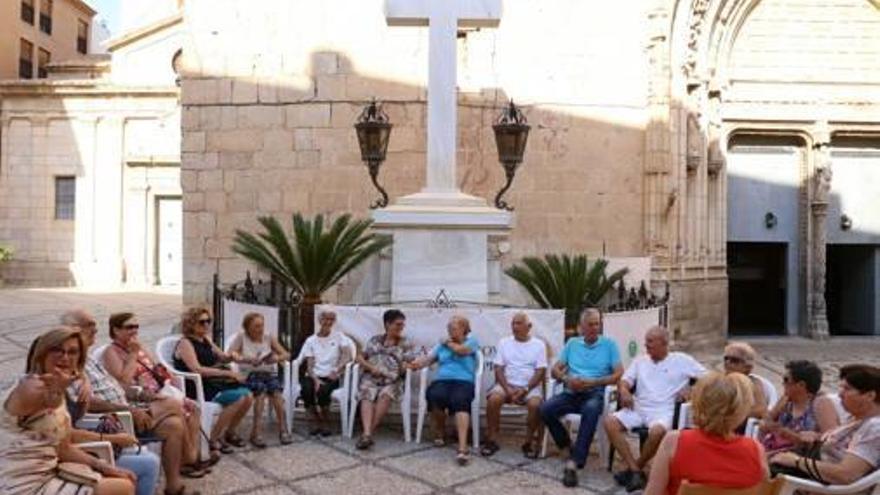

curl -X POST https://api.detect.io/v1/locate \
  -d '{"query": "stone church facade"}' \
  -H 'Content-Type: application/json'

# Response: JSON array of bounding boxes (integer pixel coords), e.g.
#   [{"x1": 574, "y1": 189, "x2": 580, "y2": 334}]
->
[{"x1": 174, "y1": 0, "x2": 880, "y2": 347}]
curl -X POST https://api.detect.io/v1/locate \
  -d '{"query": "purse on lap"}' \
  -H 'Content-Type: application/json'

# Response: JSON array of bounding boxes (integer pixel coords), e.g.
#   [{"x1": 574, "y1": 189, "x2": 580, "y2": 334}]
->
[{"x1": 57, "y1": 462, "x2": 102, "y2": 487}]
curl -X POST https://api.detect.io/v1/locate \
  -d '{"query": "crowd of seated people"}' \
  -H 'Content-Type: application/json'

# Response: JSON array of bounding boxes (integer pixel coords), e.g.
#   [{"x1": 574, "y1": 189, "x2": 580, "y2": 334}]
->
[{"x1": 2, "y1": 304, "x2": 878, "y2": 495}]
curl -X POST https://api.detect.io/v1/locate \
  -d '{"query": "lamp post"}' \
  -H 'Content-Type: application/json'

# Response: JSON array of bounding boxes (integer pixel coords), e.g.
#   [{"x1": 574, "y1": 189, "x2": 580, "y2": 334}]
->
[
  {"x1": 492, "y1": 100, "x2": 530, "y2": 211},
  {"x1": 355, "y1": 100, "x2": 392, "y2": 209}
]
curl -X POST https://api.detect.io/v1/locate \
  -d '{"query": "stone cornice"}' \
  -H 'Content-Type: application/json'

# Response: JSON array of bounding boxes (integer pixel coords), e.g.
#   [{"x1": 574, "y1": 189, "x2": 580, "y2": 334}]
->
[
  {"x1": 0, "y1": 81, "x2": 179, "y2": 98},
  {"x1": 106, "y1": 13, "x2": 184, "y2": 52}
]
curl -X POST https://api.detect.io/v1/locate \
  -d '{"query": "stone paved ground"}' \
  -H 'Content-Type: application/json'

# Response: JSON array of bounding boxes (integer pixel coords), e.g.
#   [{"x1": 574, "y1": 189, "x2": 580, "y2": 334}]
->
[{"x1": 2, "y1": 288, "x2": 879, "y2": 495}]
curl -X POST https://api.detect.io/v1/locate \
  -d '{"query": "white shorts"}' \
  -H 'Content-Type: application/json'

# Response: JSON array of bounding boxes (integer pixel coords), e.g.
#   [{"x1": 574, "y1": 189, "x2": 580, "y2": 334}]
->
[
  {"x1": 487, "y1": 384, "x2": 543, "y2": 402},
  {"x1": 613, "y1": 407, "x2": 674, "y2": 431}
]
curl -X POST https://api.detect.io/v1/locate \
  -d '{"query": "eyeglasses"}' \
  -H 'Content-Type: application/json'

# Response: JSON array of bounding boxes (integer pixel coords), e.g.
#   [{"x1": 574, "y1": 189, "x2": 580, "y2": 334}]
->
[
  {"x1": 49, "y1": 347, "x2": 81, "y2": 358},
  {"x1": 198, "y1": 318, "x2": 213, "y2": 326},
  {"x1": 723, "y1": 355, "x2": 745, "y2": 365},
  {"x1": 122, "y1": 324, "x2": 140, "y2": 330}
]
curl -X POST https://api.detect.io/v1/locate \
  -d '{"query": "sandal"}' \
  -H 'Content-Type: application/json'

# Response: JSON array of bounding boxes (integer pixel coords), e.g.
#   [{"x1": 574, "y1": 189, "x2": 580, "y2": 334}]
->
[
  {"x1": 209, "y1": 440, "x2": 233, "y2": 454},
  {"x1": 480, "y1": 441, "x2": 499, "y2": 457},
  {"x1": 355, "y1": 435, "x2": 373, "y2": 450},
  {"x1": 224, "y1": 433, "x2": 246, "y2": 448},
  {"x1": 179, "y1": 465, "x2": 207, "y2": 479},
  {"x1": 279, "y1": 431, "x2": 294, "y2": 445},
  {"x1": 433, "y1": 437, "x2": 446, "y2": 448},
  {"x1": 521, "y1": 442, "x2": 539, "y2": 459},
  {"x1": 201, "y1": 451, "x2": 220, "y2": 467},
  {"x1": 250, "y1": 436, "x2": 267, "y2": 449},
  {"x1": 456, "y1": 450, "x2": 471, "y2": 466}
]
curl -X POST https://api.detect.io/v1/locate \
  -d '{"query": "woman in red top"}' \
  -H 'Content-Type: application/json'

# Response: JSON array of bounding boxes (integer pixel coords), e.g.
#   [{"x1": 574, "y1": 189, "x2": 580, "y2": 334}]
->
[{"x1": 645, "y1": 371, "x2": 769, "y2": 495}]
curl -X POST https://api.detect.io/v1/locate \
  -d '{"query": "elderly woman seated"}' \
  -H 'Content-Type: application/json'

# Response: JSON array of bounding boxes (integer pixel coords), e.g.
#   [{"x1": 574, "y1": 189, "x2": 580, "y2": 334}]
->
[
  {"x1": 173, "y1": 307, "x2": 254, "y2": 455},
  {"x1": 760, "y1": 360, "x2": 839, "y2": 456},
  {"x1": 723, "y1": 341, "x2": 769, "y2": 421},
  {"x1": 769, "y1": 364, "x2": 880, "y2": 486},
  {"x1": 2, "y1": 327, "x2": 136, "y2": 495},
  {"x1": 407, "y1": 315, "x2": 480, "y2": 466},
  {"x1": 354, "y1": 309, "x2": 417, "y2": 450},
  {"x1": 644, "y1": 371, "x2": 769, "y2": 495}
]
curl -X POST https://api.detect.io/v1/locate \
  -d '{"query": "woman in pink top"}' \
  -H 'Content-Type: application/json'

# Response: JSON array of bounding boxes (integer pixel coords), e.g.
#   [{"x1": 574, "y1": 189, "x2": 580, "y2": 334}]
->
[{"x1": 644, "y1": 372, "x2": 769, "y2": 495}]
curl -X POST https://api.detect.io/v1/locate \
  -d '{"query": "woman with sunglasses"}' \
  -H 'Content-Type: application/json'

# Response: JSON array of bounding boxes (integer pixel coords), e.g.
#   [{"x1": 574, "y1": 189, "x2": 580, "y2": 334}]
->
[
  {"x1": 759, "y1": 360, "x2": 839, "y2": 456},
  {"x1": 173, "y1": 307, "x2": 253, "y2": 455},
  {"x1": 102, "y1": 312, "x2": 210, "y2": 485},
  {"x1": 1, "y1": 327, "x2": 135, "y2": 495}
]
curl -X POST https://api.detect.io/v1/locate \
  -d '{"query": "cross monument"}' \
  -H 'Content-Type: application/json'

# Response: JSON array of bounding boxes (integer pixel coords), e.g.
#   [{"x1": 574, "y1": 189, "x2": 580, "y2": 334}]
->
[{"x1": 371, "y1": 0, "x2": 513, "y2": 303}]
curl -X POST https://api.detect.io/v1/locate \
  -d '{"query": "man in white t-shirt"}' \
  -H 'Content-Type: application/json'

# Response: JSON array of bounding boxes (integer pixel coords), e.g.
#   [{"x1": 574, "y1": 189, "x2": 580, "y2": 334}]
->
[
  {"x1": 603, "y1": 325, "x2": 706, "y2": 492},
  {"x1": 299, "y1": 310, "x2": 353, "y2": 436},
  {"x1": 481, "y1": 312, "x2": 548, "y2": 458}
]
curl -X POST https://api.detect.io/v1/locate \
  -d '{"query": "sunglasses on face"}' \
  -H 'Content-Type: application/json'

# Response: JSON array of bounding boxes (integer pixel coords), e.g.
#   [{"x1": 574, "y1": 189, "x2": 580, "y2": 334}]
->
[
  {"x1": 723, "y1": 355, "x2": 745, "y2": 365},
  {"x1": 49, "y1": 347, "x2": 81, "y2": 358},
  {"x1": 198, "y1": 318, "x2": 213, "y2": 326},
  {"x1": 782, "y1": 376, "x2": 798, "y2": 385}
]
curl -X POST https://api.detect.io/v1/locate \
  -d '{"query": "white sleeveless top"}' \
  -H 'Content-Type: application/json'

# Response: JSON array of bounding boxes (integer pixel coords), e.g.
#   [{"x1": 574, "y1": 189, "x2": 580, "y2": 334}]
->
[{"x1": 238, "y1": 333, "x2": 276, "y2": 374}]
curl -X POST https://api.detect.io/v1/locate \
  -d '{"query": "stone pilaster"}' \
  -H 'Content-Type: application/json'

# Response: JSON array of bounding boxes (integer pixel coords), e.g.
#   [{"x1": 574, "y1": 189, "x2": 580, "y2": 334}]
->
[{"x1": 808, "y1": 127, "x2": 831, "y2": 340}]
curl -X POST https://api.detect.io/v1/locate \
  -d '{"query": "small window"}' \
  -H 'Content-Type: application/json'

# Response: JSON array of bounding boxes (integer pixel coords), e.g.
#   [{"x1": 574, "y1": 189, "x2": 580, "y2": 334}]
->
[
  {"x1": 21, "y1": 0, "x2": 35, "y2": 24},
  {"x1": 37, "y1": 48, "x2": 50, "y2": 78},
  {"x1": 19, "y1": 39, "x2": 33, "y2": 79},
  {"x1": 77, "y1": 20, "x2": 88, "y2": 54},
  {"x1": 54, "y1": 176, "x2": 75, "y2": 220},
  {"x1": 39, "y1": 0, "x2": 52, "y2": 34}
]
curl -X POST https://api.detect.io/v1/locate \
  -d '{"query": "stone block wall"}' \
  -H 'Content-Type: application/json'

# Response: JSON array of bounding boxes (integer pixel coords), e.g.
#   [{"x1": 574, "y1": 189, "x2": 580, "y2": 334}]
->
[{"x1": 181, "y1": 0, "x2": 650, "y2": 304}]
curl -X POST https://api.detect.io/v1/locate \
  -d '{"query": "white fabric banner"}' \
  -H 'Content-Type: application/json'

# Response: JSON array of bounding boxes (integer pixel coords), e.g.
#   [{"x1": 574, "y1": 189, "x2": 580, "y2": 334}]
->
[
  {"x1": 315, "y1": 305, "x2": 661, "y2": 390},
  {"x1": 222, "y1": 300, "x2": 281, "y2": 343}
]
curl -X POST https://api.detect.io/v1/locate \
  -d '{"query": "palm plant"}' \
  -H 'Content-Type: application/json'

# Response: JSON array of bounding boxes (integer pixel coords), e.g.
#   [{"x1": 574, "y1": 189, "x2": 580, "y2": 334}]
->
[
  {"x1": 232, "y1": 213, "x2": 392, "y2": 351},
  {"x1": 505, "y1": 254, "x2": 628, "y2": 330}
]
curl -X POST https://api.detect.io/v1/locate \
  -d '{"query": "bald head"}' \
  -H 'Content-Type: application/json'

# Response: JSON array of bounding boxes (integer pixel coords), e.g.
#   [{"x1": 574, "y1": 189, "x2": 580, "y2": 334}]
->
[
  {"x1": 511, "y1": 311, "x2": 532, "y2": 341},
  {"x1": 645, "y1": 325, "x2": 670, "y2": 361},
  {"x1": 61, "y1": 309, "x2": 97, "y2": 348}
]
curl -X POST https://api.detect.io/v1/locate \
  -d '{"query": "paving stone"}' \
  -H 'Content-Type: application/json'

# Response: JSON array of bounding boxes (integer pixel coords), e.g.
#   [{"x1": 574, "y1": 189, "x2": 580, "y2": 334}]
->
[
  {"x1": 379, "y1": 445, "x2": 508, "y2": 488},
  {"x1": 455, "y1": 469, "x2": 600, "y2": 494},
  {"x1": 292, "y1": 465, "x2": 434, "y2": 495},
  {"x1": 245, "y1": 440, "x2": 360, "y2": 481},
  {"x1": 187, "y1": 457, "x2": 275, "y2": 494}
]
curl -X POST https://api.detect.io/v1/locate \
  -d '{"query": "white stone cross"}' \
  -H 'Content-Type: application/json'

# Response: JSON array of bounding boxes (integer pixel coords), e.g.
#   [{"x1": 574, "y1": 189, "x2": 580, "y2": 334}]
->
[{"x1": 386, "y1": 0, "x2": 501, "y2": 197}]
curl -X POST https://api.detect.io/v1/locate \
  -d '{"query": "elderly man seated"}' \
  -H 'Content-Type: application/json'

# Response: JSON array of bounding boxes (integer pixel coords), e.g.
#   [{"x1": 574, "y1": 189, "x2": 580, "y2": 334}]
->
[
  {"x1": 603, "y1": 326, "x2": 706, "y2": 492},
  {"x1": 540, "y1": 308, "x2": 624, "y2": 488},
  {"x1": 480, "y1": 312, "x2": 547, "y2": 458},
  {"x1": 723, "y1": 341, "x2": 769, "y2": 422}
]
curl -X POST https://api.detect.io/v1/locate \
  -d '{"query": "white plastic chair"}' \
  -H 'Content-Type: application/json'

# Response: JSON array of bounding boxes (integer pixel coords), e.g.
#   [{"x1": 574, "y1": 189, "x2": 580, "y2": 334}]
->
[
  {"x1": 778, "y1": 470, "x2": 880, "y2": 495},
  {"x1": 743, "y1": 373, "x2": 780, "y2": 439},
  {"x1": 538, "y1": 380, "x2": 615, "y2": 461},
  {"x1": 289, "y1": 334, "x2": 357, "y2": 436},
  {"x1": 415, "y1": 351, "x2": 484, "y2": 447},
  {"x1": 348, "y1": 360, "x2": 415, "y2": 441},
  {"x1": 224, "y1": 332, "x2": 293, "y2": 431},
  {"x1": 156, "y1": 336, "x2": 222, "y2": 459}
]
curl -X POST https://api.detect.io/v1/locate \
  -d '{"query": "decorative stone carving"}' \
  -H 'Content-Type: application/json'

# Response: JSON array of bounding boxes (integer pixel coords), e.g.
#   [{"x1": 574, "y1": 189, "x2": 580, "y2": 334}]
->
[
  {"x1": 683, "y1": 0, "x2": 711, "y2": 81},
  {"x1": 808, "y1": 133, "x2": 832, "y2": 340},
  {"x1": 686, "y1": 111, "x2": 702, "y2": 173},
  {"x1": 706, "y1": 89, "x2": 725, "y2": 177}
]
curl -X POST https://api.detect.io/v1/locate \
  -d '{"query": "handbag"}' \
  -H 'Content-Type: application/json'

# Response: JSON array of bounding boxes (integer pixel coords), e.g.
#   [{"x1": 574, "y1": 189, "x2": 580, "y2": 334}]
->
[
  {"x1": 769, "y1": 440, "x2": 827, "y2": 484},
  {"x1": 57, "y1": 462, "x2": 102, "y2": 487},
  {"x1": 94, "y1": 413, "x2": 126, "y2": 457}
]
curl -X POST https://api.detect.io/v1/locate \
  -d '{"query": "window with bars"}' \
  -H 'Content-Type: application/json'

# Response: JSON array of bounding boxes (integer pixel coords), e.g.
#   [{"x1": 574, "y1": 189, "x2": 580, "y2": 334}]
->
[
  {"x1": 77, "y1": 20, "x2": 88, "y2": 54},
  {"x1": 21, "y1": 0, "x2": 35, "y2": 24},
  {"x1": 19, "y1": 39, "x2": 33, "y2": 79},
  {"x1": 39, "y1": 0, "x2": 53, "y2": 34},
  {"x1": 55, "y1": 176, "x2": 75, "y2": 220},
  {"x1": 38, "y1": 48, "x2": 50, "y2": 78}
]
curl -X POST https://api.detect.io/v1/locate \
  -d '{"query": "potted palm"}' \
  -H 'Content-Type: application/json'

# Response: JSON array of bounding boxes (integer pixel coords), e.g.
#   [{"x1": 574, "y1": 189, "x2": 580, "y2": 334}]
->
[
  {"x1": 505, "y1": 254, "x2": 627, "y2": 338},
  {"x1": 232, "y1": 213, "x2": 392, "y2": 352}
]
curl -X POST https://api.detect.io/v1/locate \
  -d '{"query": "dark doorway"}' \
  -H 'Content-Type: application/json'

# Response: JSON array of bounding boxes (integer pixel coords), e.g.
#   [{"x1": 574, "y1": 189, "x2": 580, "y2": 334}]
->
[
  {"x1": 728, "y1": 242, "x2": 787, "y2": 335},
  {"x1": 827, "y1": 245, "x2": 877, "y2": 336}
]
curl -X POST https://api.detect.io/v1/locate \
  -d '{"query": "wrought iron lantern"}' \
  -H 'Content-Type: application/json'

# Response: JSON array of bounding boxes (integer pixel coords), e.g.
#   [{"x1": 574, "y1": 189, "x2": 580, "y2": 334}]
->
[
  {"x1": 841, "y1": 214, "x2": 853, "y2": 231},
  {"x1": 492, "y1": 100, "x2": 530, "y2": 211},
  {"x1": 354, "y1": 100, "x2": 392, "y2": 208}
]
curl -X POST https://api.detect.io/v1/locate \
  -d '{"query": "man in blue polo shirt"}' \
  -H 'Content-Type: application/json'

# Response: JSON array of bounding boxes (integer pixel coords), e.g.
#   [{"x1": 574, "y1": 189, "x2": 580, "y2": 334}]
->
[{"x1": 540, "y1": 308, "x2": 623, "y2": 488}]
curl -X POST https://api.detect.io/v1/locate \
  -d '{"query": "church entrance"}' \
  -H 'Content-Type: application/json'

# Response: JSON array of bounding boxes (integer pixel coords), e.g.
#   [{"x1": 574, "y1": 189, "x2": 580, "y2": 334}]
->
[
  {"x1": 726, "y1": 138, "x2": 804, "y2": 335},
  {"x1": 827, "y1": 245, "x2": 878, "y2": 335},
  {"x1": 728, "y1": 242, "x2": 788, "y2": 335}
]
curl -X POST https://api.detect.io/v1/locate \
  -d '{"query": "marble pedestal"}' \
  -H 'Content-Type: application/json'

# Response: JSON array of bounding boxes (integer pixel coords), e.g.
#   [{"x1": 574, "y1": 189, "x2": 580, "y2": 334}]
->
[{"x1": 371, "y1": 194, "x2": 512, "y2": 303}]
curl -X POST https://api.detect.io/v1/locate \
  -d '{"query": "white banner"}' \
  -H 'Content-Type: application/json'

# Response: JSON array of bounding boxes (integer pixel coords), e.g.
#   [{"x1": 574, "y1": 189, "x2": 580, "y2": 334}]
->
[
  {"x1": 315, "y1": 305, "x2": 661, "y2": 390},
  {"x1": 222, "y1": 300, "x2": 281, "y2": 342}
]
